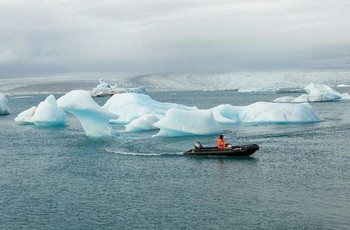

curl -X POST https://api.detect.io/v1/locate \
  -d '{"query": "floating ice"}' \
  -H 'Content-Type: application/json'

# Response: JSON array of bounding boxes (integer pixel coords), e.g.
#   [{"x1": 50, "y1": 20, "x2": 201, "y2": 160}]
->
[
  {"x1": 15, "y1": 106, "x2": 36, "y2": 124},
  {"x1": 305, "y1": 83, "x2": 342, "y2": 101},
  {"x1": 153, "y1": 102, "x2": 321, "y2": 136},
  {"x1": 210, "y1": 102, "x2": 321, "y2": 124},
  {"x1": 97, "y1": 78, "x2": 110, "y2": 89},
  {"x1": 271, "y1": 96, "x2": 297, "y2": 103},
  {"x1": 101, "y1": 93, "x2": 322, "y2": 136},
  {"x1": 0, "y1": 94, "x2": 10, "y2": 115},
  {"x1": 15, "y1": 95, "x2": 67, "y2": 126},
  {"x1": 57, "y1": 90, "x2": 117, "y2": 137},
  {"x1": 211, "y1": 104, "x2": 241, "y2": 124},
  {"x1": 104, "y1": 93, "x2": 195, "y2": 125},
  {"x1": 274, "y1": 83, "x2": 349, "y2": 103},
  {"x1": 90, "y1": 78, "x2": 147, "y2": 97},
  {"x1": 125, "y1": 114, "x2": 161, "y2": 132},
  {"x1": 238, "y1": 87, "x2": 305, "y2": 94},
  {"x1": 32, "y1": 95, "x2": 67, "y2": 126},
  {"x1": 14, "y1": 91, "x2": 322, "y2": 137},
  {"x1": 238, "y1": 102, "x2": 321, "y2": 123},
  {"x1": 341, "y1": 93, "x2": 350, "y2": 100},
  {"x1": 154, "y1": 109, "x2": 224, "y2": 137},
  {"x1": 337, "y1": 84, "x2": 350, "y2": 87}
]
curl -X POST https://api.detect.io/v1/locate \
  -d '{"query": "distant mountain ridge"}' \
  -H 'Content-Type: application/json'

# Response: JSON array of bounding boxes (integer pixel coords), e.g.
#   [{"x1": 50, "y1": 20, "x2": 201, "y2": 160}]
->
[
  {"x1": 1, "y1": 71, "x2": 350, "y2": 93},
  {"x1": 126, "y1": 71, "x2": 350, "y2": 91}
]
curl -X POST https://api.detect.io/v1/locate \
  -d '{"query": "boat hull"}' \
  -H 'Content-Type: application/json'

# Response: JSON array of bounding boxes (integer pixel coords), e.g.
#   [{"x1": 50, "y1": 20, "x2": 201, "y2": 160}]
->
[{"x1": 183, "y1": 144, "x2": 259, "y2": 156}]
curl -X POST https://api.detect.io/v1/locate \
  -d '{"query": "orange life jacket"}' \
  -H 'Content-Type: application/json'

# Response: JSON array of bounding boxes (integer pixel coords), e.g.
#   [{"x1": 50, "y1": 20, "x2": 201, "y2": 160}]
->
[{"x1": 217, "y1": 138, "x2": 225, "y2": 149}]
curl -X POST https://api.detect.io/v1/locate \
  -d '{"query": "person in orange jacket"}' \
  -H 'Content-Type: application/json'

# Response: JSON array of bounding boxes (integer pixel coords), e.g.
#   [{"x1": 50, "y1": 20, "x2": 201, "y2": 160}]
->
[{"x1": 217, "y1": 134, "x2": 229, "y2": 149}]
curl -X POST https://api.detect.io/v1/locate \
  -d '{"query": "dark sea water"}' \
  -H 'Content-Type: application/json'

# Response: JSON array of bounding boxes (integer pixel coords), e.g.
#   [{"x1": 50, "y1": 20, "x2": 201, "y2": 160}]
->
[{"x1": 1, "y1": 90, "x2": 349, "y2": 229}]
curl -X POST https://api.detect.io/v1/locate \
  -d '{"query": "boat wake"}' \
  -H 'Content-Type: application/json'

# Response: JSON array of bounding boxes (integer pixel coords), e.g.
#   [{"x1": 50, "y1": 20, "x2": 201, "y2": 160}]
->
[{"x1": 104, "y1": 148, "x2": 183, "y2": 157}]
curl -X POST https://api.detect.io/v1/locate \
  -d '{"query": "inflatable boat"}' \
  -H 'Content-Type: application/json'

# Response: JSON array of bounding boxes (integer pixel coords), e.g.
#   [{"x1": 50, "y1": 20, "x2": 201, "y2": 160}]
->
[{"x1": 183, "y1": 143, "x2": 259, "y2": 156}]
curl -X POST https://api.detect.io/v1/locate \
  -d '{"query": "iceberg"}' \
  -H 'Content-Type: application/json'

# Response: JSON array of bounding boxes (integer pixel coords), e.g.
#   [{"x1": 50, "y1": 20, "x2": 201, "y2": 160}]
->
[
  {"x1": 57, "y1": 90, "x2": 117, "y2": 137},
  {"x1": 15, "y1": 106, "x2": 36, "y2": 124},
  {"x1": 238, "y1": 87, "x2": 305, "y2": 94},
  {"x1": 125, "y1": 114, "x2": 161, "y2": 132},
  {"x1": 238, "y1": 102, "x2": 321, "y2": 123},
  {"x1": 32, "y1": 95, "x2": 67, "y2": 126},
  {"x1": 305, "y1": 83, "x2": 342, "y2": 102},
  {"x1": 341, "y1": 93, "x2": 350, "y2": 100},
  {"x1": 13, "y1": 91, "x2": 322, "y2": 137},
  {"x1": 211, "y1": 102, "x2": 321, "y2": 124},
  {"x1": 154, "y1": 109, "x2": 224, "y2": 137},
  {"x1": 90, "y1": 78, "x2": 148, "y2": 97},
  {"x1": 15, "y1": 95, "x2": 67, "y2": 126},
  {"x1": 211, "y1": 104, "x2": 241, "y2": 124},
  {"x1": 104, "y1": 93, "x2": 195, "y2": 125},
  {"x1": 274, "y1": 83, "x2": 350, "y2": 103},
  {"x1": 153, "y1": 102, "x2": 321, "y2": 137},
  {"x1": 101, "y1": 93, "x2": 322, "y2": 136},
  {"x1": 0, "y1": 93, "x2": 10, "y2": 115}
]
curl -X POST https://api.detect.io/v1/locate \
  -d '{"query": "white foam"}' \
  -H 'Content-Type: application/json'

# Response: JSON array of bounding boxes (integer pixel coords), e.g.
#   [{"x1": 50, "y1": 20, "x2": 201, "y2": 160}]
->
[{"x1": 105, "y1": 148, "x2": 182, "y2": 156}]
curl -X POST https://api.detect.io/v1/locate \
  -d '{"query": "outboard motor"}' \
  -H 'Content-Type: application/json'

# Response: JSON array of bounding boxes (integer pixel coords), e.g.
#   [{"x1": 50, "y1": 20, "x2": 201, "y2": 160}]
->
[{"x1": 194, "y1": 141, "x2": 203, "y2": 149}]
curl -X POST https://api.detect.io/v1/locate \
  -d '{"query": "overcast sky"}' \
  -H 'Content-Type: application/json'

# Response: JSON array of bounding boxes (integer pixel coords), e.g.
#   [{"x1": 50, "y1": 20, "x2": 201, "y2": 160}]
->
[{"x1": 1, "y1": 0, "x2": 350, "y2": 77}]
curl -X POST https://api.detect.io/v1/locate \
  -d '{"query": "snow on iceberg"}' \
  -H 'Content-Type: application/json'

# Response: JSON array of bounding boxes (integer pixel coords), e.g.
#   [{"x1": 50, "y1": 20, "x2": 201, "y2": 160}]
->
[
  {"x1": 153, "y1": 102, "x2": 321, "y2": 137},
  {"x1": 274, "y1": 83, "x2": 349, "y2": 103},
  {"x1": 15, "y1": 95, "x2": 67, "y2": 126},
  {"x1": 104, "y1": 93, "x2": 195, "y2": 125},
  {"x1": 57, "y1": 90, "x2": 117, "y2": 137},
  {"x1": 0, "y1": 93, "x2": 10, "y2": 115}
]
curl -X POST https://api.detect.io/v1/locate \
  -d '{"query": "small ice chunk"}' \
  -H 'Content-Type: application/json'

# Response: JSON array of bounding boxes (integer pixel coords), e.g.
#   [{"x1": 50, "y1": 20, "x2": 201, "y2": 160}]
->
[
  {"x1": 0, "y1": 94, "x2": 10, "y2": 115},
  {"x1": 15, "y1": 95, "x2": 67, "y2": 126}
]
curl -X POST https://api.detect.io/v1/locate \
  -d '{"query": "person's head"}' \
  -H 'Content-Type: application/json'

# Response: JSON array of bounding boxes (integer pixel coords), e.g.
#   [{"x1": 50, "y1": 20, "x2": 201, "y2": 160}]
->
[{"x1": 219, "y1": 134, "x2": 224, "y2": 139}]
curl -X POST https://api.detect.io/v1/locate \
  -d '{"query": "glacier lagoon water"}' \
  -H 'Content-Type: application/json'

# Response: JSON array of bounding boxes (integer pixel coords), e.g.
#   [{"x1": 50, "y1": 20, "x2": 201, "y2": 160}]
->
[{"x1": 1, "y1": 90, "x2": 349, "y2": 229}]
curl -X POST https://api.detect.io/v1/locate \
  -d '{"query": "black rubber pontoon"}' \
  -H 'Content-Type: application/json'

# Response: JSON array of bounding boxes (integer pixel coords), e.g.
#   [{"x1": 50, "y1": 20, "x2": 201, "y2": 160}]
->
[{"x1": 183, "y1": 144, "x2": 259, "y2": 156}]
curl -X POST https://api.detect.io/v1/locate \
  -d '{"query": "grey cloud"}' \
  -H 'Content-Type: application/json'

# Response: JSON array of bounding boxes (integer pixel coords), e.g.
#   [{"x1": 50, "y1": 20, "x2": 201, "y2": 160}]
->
[{"x1": 0, "y1": 0, "x2": 349, "y2": 77}]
